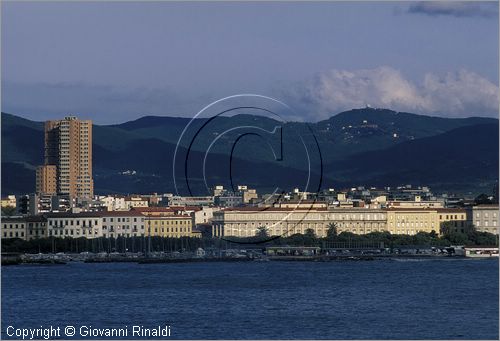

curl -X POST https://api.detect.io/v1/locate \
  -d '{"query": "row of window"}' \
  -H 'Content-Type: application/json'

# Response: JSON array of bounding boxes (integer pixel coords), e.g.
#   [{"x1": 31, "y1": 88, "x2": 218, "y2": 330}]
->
[
  {"x1": 150, "y1": 220, "x2": 190, "y2": 226},
  {"x1": 49, "y1": 219, "x2": 99, "y2": 227},
  {"x1": 150, "y1": 227, "x2": 190, "y2": 233},
  {"x1": 476, "y1": 212, "x2": 498, "y2": 218},
  {"x1": 3, "y1": 232, "x2": 24, "y2": 237},
  {"x1": 102, "y1": 217, "x2": 144, "y2": 222},
  {"x1": 49, "y1": 229, "x2": 99, "y2": 236},
  {"x1": 103, "y1": 225, "x2": 144, "y2": 231},
  {"x1": 476, "y1": 221, "x2": 498, "y2": 227},
  {"x1": 439, "y1": 215, "x2": 464, "y2": 220}
]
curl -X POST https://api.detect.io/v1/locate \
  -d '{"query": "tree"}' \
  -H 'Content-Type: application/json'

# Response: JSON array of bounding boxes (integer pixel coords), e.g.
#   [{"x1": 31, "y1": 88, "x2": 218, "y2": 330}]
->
[
  {"x1": 305, "y1": 228, "x2": 316, "y2": 239},
  {"x1": 1, "y1": 205, "x2": 16, "y2": 216},
  {"x1": 474, "y1": 193, "x2": 492, "y2": 205},
  {"x1": 255, "y1": 226, "x2": 269, "y2": 238},
  {"x1": 443, "y1": 232, "x2": 469, "y2": 245},
  {"x1": 326, "y1": 223, "x2": 338, "y2": 239}
]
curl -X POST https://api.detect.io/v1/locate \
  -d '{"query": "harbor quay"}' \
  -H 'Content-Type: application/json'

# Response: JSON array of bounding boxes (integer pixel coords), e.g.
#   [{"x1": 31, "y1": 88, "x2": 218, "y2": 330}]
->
[{"x1": 2, "y1": 243, "x2": 498, "y2": 266}]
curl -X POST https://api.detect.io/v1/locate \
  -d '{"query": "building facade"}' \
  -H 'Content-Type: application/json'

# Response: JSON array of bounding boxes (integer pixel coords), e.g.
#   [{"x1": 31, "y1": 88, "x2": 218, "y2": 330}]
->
[
  {"x1": 1, "y1": 195, "x2": 17, "y2": 208},
  {"x1": 213, "y1": 206, "x2": 469, "y2": 238},
  {"x1": 212, "y1": 207, "x2": 388, "y2": 238},
  {"x1": 124, "y1": 196, "x2": 149, "y2": 209},
  {"x1": 35, "y1": 165, "x2": 57, "y2": 195},
  {"x1": 471, "y1": 205, "x2": 499, "y2": 234},
  {"x1": 25, "y1": 216, "x2": 48, "y2": 240},
  {"x1": 145, "y1": 215, "x2": 193, "y2": 238},
  {"x1": 46, "y1": 212, "x2": 103, "y2": 239},
  {"x1": 437, "y1": 208, "x2": 468, "y2": 234},
  {"x1": 40, "y1": 116, "x2": 94, "y2": 198},
  {"x1": 101, "y1": 211, "x2": 146, "y2": 238},
  {"x1": 1, "y1": 217, "x2": 27, "y2": 239}
]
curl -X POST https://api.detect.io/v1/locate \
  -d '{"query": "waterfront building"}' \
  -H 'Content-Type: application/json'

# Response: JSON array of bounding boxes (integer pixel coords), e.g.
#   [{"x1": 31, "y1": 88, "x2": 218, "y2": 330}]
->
[
  {"x1": 212, "y1": 207, "x2": 388, "y2": 238},
  {"x1": 144, "y1": 215, "x2": 193, "y2": 238},
  {"x1": 1, "y1": 215, "x2": 47, "y2": 241},
  {"x1": 25, "y1": 215, "x2": 48, "y2": 240},
  {"x1": 386, "y1": 208, "x2": 467, "y2": 235},
  {"x1": 132, "y1": 207, "x2": 194, "y2": 238},
  {"x1": 46, "y1": 212, "x2": 103, "y2": 239},
  {"x1": 101, "y1": 211, "x2": 146, "y2": 238},
  {"x1": 386, "y1": 208, "x2": 439, "y2": 235},
  {"x1": 470, "y1": 205, "x2": 499, "y2": 234},
  {"x1": 39, "y1": 116, "x2": 94, "y2": 198},
  {"x1": 328, "y1": 208, "x2": 387, "y2": 234},
  {"x1": 213, "y1": 205, "x2": 468, "y2": 238},
  {"x1": 1, "y1": 217, "x2": 27, "y2": 239},
  {"x1": 437, "y1": 208, "x2": 468, "y2": 234}
]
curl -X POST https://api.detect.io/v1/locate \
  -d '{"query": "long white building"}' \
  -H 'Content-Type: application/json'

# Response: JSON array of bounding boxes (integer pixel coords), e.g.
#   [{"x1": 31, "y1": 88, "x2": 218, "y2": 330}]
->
[{"x1": 212, "y1": 207, "x2": 387, "y2": 237}]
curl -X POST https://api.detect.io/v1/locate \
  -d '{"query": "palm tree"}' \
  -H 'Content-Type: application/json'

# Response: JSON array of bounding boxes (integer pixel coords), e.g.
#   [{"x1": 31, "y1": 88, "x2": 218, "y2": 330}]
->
[
  {"x1": 326, "y1": 222, "x2": 338, "y2": 239},
  {"x1": 255, "y1": 226, "x2": 269, "y2": 238}
]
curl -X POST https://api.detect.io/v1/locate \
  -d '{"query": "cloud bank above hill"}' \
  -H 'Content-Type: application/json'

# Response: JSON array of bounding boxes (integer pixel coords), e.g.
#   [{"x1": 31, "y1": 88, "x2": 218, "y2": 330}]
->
[
  {"x1": 282, "y1": 66, "x2": 499, "y2": 120},
  {"x1": 3, "y1": 67, "x2": 498, "y2": 123}
]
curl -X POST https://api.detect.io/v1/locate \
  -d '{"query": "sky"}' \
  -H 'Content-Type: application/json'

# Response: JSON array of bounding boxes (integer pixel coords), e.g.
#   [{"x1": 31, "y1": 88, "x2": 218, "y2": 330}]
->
[{"x1": 1, "y1": 1, "x2": 499, "y2": 124}]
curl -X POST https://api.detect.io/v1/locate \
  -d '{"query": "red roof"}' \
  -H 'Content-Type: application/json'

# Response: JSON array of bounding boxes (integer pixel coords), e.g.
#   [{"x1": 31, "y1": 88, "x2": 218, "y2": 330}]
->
[
  {"x1": 99, "y1": 210, "x2": 144, "y2": 217},
  {"x1": 131, "y1": 207, "x2": 175, "y2": 213}
]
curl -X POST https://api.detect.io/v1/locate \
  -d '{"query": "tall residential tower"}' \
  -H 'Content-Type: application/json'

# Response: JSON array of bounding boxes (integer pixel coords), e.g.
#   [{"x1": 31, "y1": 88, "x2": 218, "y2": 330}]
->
[{"x1": 36, "y1": 116, "x2": 93, "y2": 198}]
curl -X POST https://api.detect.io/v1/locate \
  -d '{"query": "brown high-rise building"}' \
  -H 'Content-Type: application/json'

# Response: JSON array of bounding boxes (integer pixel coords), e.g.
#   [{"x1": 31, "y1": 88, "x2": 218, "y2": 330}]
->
[
  {"x1": 35, "y1": 165, "x2": 57, "y2": 195},
  {"x1": 36, "y1": 116, "x2": 93, "y2": 198}
]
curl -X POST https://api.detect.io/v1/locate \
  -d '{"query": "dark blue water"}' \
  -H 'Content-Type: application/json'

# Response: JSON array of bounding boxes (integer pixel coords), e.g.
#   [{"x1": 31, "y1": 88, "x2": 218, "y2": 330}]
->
[{"x1": 2, "y1": 259, "x2": 498, "y2": 339}]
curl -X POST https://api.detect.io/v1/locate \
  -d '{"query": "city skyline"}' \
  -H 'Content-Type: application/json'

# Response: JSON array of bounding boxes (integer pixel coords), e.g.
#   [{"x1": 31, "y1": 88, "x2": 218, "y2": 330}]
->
[{"x1": 2, "y1": 3, "x2": 498, "y2": 340}]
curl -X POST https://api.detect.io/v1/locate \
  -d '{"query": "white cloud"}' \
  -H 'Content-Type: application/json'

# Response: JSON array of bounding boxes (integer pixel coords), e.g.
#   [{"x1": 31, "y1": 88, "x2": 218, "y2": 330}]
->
[{"x1": 282, "y1": 66, "x2": 499, "y2": 120}]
